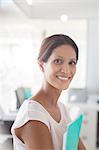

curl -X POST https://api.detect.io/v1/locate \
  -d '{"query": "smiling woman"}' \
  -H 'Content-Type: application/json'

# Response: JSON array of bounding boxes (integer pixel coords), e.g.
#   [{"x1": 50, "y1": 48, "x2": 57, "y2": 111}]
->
[{"x1": 11, "y1": 34, "x2": 86, "y2": 150}]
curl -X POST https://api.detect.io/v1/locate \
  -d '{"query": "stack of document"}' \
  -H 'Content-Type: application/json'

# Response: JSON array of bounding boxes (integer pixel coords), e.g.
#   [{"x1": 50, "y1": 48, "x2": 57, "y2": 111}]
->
[{"x1": 62, "y1": 114, "x2": 83, "y2": 150}]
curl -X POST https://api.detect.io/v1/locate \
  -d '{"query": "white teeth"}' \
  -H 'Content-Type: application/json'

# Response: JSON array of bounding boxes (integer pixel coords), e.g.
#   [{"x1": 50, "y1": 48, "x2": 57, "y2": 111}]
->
[{"x1": 57, "y1": 76, "x2": 69, "y2": 80}]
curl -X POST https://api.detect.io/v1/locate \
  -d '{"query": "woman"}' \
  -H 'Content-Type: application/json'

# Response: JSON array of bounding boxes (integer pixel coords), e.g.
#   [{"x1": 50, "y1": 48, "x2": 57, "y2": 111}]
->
[{"x1": 11, "y1": 34, "x2": 86, "y2": 150}]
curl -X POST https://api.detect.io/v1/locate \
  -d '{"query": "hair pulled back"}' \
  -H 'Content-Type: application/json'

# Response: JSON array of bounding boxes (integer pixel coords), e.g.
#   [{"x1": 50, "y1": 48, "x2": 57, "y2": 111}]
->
[{"x1": 38, "y1": 34, "x2": 78, "y2": 62}]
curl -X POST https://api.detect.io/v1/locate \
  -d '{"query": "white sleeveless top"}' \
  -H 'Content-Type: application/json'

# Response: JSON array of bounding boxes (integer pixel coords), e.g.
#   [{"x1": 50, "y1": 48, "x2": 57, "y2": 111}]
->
[{"x1": 11, "y1": 100, "x2": 71, "y2": 150}]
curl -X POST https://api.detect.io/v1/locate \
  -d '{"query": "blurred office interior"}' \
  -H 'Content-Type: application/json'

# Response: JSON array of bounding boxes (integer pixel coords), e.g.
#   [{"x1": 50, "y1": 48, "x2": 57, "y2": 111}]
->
[{"x1": 0, "y1": 0, "x2": 99, "y2": 149}]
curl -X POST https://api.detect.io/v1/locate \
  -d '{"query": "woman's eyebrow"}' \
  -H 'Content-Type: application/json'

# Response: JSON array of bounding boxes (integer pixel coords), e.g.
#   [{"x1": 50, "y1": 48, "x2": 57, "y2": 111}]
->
[
  {"x1": 55, "y1": 56, "x2": 64, "y2": 59},
  {"x1": 70, "y1": 58, "x2": 77, "y2": 61},
  {"x1": 55, "y1": 56, "x2": 76, "y2": 61}
]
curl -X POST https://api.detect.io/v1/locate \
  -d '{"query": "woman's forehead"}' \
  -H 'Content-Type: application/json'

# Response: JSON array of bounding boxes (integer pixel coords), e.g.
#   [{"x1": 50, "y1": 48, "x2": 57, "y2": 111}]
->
[{"x1": 50, "y1": 45, "x2": 76, "y2": 58}]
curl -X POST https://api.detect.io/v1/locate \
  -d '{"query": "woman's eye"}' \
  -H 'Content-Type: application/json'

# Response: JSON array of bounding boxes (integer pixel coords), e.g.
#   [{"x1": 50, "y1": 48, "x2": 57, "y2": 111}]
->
[
  {"x1": 54, "y1": 59, "x2": 63, "y2": 64},
  {"x1": 69, "y1": 61, "x2": 77, "y2": 65}
]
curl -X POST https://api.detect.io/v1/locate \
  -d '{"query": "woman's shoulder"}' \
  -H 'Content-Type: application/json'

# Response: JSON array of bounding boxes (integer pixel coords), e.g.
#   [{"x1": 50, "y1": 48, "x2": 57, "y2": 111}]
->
[
  {"x1": 18, "y1": 99, "x2": 47, "y2": 113},
  {"x1": 11, "y1": 99, "x2": 50, "y2": 132}
]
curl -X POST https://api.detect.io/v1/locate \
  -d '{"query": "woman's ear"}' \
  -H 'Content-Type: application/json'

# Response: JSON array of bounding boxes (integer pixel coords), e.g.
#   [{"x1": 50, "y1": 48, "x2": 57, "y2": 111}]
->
[{"x1": 38, "y1": 61, "x2": 45, "y2": 72}]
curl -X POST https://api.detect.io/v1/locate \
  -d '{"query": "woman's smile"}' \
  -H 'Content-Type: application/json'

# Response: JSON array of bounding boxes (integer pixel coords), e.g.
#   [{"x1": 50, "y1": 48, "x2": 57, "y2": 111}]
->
[{"x1": 56, "y1": 75, "x2": 71, "y2": 81}]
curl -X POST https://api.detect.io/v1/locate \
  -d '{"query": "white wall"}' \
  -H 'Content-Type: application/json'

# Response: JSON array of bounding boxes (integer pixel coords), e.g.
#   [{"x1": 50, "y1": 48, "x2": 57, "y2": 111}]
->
[{"x1": 86, "y1": 19, "x2": 99, "y2": 94}]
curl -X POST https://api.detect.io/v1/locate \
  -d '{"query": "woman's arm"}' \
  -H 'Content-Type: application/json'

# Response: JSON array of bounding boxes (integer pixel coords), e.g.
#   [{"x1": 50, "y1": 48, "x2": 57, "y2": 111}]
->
[
  {"x1": 78, "y1": 138, "x2": 86, "y2": 150},
  {"x1": 15, "y1": 120, "x2": 54, "y2": 150}
]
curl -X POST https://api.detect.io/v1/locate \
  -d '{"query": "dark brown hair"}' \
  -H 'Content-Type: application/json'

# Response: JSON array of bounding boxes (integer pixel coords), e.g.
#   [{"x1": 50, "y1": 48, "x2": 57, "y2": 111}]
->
[{"x1": 38, "y1": 34, "x2": 78, "y2": 62}]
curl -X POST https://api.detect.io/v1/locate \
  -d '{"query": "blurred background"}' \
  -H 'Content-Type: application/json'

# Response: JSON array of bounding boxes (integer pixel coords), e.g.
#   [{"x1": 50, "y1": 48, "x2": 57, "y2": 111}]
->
[{"x1": 0, "y1": 0, "x2": 99, "y2": 149}]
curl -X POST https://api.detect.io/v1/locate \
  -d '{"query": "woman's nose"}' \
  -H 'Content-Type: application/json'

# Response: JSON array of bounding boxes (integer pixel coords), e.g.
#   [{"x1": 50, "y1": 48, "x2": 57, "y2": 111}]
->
[{"x1": 60, "y1": 64, "x2": 70, "y2": 74}]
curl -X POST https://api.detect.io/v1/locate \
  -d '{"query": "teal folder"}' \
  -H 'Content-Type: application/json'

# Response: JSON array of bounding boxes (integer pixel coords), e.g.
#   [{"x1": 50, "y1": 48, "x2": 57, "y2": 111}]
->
[{"x1": 62, "y1": 114, "x2": 83, "y2": 150}]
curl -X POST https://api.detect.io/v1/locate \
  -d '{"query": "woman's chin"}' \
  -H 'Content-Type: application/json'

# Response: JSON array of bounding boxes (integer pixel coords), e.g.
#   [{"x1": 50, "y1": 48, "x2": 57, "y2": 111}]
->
[
  {"x1": 56, "y1": 85, "x2": 69, "y2": 91},
  {"x1": 61, "y1": 83, "x2": 71, "y2": 90}
]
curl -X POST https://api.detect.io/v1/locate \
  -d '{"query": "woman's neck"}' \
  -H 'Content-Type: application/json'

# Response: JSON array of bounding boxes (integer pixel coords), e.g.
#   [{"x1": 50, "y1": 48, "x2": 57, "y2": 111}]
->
[
  {"x1": 33, "y1": 83, "x2": 62, "y2": 107},
  {"x1": 41, "y1": 87, "x2": 61, "y2": 106}
]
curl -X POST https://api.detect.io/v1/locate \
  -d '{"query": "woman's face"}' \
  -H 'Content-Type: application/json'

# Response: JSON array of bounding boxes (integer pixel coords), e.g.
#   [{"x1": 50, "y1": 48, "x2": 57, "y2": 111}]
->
[{"x1": 41, "y1": 44, "x2": 77, "y2": 90}]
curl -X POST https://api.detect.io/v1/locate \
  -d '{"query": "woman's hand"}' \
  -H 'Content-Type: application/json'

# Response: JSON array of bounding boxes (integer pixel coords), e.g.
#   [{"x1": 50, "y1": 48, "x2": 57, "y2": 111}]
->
[{"x1": 78, "y1": 138, "x2": 86, "y2": 150}]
